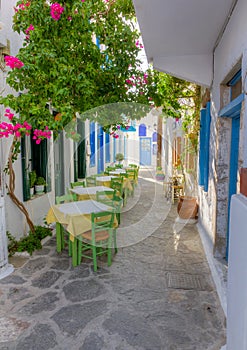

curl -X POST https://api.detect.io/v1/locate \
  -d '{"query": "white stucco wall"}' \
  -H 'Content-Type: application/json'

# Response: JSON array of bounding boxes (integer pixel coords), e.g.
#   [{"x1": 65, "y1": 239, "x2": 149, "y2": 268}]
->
[
  {"x1": 198, "y1": 0, "x2": 247, "y2": 255},
  {"x1": 126, "y1": 112, "x2": 158, "y2": 168}
]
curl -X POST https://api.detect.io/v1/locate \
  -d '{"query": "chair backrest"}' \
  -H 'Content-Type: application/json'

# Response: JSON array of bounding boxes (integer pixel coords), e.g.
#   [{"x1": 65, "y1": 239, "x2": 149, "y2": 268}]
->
[
  {"x1": 110, "y1": 177, "x2": 123, "y2": 194},
  {"x1": 56, "y1": 194, "x2": 75, "y2": 204},
  {"x1": 129, "y1": 164, "x2": 137, "y2": 168},
  {"x1": 71, "y1": 181, "x2": 85, "y2": 188},
  {"x1": 86, "y1": 176, "x2": 97, "y2": 187},
  {"x1": 96, "y1": 190, "x2": 116, "y2": 205},
  {"x1": 126, "y1": 168, "x2": 137, "y2": 181},
  {"x1": 115, "y1": 164, "x2": 123, "y2": 169},
  {"x1": 106, "y1": 166, "x2": 115, "y2": 171},
  {"x1": 91, "y1": 211, "x2": 115, "y2": 234}
]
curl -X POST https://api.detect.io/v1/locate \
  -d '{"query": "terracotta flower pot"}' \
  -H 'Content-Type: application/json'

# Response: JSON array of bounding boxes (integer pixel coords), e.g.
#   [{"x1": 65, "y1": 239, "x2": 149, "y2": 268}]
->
[{"x1": 177, "y1": 196, "x2": 198, "y2": 219}]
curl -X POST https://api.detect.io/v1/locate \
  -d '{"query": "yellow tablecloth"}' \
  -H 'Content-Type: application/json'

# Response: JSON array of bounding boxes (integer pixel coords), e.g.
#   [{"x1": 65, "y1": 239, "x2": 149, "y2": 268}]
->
[
  {"x1": 70, "y1": 186, "x2": 114, "y2": 201},
  {"x1": 96, "y1": 176, "x2": 133, "y2": 192},
  {"x1": 46, "y1": 200, "x2": 118, "y2": 242}
]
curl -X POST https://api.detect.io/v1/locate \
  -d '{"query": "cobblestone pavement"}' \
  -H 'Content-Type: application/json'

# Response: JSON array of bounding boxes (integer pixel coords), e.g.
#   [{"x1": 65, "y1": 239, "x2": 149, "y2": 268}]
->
[{"x1": 0, "y1": 169, "x2": 226, "y2": 350}]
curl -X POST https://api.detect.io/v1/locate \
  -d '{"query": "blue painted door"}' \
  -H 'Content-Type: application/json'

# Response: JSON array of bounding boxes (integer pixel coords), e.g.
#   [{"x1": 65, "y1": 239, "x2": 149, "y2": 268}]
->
[
  {"x1": 140, "y1": 137, "x2": 151, "y2": 166},
  {"x1": 226, "y1": 115, "x2": 240, "y2": 259},
  {"x1": 97, "y1": 126, "x2": 104, "y2": 173}
]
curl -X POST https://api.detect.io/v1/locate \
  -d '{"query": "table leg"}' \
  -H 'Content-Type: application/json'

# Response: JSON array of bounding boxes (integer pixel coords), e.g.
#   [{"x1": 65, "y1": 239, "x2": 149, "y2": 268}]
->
[{"x1": 71, "y1": 238, "x2": 78, "y2": 267}]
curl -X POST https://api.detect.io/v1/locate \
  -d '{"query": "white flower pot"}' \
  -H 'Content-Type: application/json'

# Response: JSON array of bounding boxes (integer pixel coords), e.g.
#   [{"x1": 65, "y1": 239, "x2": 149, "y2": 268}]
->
[
  {"x1": 35, "y1": 185, "x2": 45, "y2": 194},
  {"x1": 30, "y1": 187, "x2": 34, "y2": 197}
]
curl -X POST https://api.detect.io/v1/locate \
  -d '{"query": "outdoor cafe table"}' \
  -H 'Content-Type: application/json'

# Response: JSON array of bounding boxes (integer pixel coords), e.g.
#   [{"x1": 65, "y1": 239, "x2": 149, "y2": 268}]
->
[
  {"x1": 70, "y1": 186, "x2": 114, "y2": 201},
  {"x1": 96, "y1": 176, "x2": 133, "y2": 192},
  {"x1": 109, "y1": 169, "x2": 126, "y2": 175},
  {"x1": 46, "y1": 200, "x2": 117, "y2": 267}
]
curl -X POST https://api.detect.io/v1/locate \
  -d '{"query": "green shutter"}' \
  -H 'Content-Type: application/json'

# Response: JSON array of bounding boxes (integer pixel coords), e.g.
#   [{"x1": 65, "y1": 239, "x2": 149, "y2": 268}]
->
[
  {"x1": 77, "y1": 120, "x2": 86, "y2": 178},
  {"x1": 21, "y1": 137, "x2": 30, "y2": 201}
]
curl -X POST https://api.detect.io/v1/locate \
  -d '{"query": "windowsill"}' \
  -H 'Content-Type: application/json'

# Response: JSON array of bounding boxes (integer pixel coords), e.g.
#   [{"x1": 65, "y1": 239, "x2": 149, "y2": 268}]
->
[{"x1": 26, "y1": 192, "x2": 50, "y2": 201}]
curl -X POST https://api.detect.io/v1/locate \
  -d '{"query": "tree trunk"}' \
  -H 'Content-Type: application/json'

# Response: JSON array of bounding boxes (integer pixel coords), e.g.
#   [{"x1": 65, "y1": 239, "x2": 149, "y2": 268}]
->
[{"x1": 7, "y1": 138, "x2": 35, "y2": 233}]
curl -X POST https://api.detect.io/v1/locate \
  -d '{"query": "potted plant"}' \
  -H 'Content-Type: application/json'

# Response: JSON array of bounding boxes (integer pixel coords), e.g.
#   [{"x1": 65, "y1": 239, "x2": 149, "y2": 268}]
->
[
  {"x1": 115, "y1": 153, "x2": 124, "y2": 164},
  {"x1": 29, "y1": 170, "x2": 37, "y2": 197},
  {"x1": 155, "y1": 166, "x2": 165, "y2": 181},
  {"x1": 35, "y1": 176, "x2": 47, "y2": 195}
]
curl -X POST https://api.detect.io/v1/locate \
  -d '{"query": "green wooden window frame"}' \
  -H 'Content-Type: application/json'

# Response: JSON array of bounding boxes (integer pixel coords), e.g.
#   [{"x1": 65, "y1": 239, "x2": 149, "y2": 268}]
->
[{"x1": 21, "y1": 135, "x2": 51, "y2": 201}]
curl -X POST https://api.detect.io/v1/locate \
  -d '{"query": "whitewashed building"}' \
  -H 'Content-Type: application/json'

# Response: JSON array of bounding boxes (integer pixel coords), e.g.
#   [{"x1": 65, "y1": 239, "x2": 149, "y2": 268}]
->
[{"x1": 133, "y1": 0, "x2": 247, "y2": 348}]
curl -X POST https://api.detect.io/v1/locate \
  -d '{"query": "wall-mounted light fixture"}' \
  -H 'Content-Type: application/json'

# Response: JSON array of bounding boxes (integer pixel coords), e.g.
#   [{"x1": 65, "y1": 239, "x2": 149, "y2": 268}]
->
[{"x1": 0, "y1": 39, "x2": 10, "y2": 71}]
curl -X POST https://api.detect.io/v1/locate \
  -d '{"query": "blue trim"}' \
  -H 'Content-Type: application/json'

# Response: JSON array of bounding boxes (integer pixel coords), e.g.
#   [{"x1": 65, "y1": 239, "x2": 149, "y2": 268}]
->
[
  {"x1": 198, "y1": 108, "x2": 206, "y2": 186},
  {"x1": 97, "y1": 126, "x2": 104, "y2": 173},
  {"x1": 152, "y1": 132, "x2": 157, "y2": 142},
  {"x1": 89, "y1": 122, "x2": 96, "y2": 167},
  {"x1": 139, "y1": 124, "x2": 147, "y2": 136},
  {"x1": 204, "y1": 103, "x2": 211, "y2": 192},
  {"x1": 219, "y1": 93, "x2": 244, "y2": 118},
  {"x1": 198, "y1": 103, "x2": 211, "y2": 191},
  {"x1": 120, "y1": 126, "x2": 136, "y2": 132},
  {"x1": 113, "y1": 137, "x2": 116, "y2": 161},
  {"x1": 228, "y1": 70, "x2": 241, "y2": 86},
  {"x1": 124, "y1": 136, "x2": 127, "y2": 159},
  {"x1": 105, "y1": 132, "x2": 110, "y2": 163}
]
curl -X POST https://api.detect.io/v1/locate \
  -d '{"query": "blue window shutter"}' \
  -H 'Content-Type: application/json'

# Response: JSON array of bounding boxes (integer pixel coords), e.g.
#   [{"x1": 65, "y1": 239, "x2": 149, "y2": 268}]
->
[
  {"x1": 199, "y1": 108, "x2": 206, "y2": 186},
  {"x1": 105, "y1": 132, "x2": 110, "y2": 163},
  {"x1": 152, "y1": 132, "x2": 157, "y2": 142},
  {"x1": 90, "y1": 122, "x2": 95, "y2": 167},
  {"x1": 139, "y1": 124, "x2": 146, "y2": 136},
  {"x1": 203, "y1": 102, "x2": 211, "y2": 192}
]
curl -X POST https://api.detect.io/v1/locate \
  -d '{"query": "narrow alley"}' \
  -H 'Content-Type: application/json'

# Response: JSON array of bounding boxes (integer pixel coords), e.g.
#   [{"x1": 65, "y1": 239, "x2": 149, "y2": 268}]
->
[{"x1": 0, "y1": 169, "x2": 226, "y2": 350}]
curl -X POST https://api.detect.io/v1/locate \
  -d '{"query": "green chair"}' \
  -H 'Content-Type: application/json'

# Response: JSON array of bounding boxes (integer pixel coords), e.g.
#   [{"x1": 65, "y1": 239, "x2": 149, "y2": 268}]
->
[
  {"x1": 85, "y1": 176, "x2": 96, "y2": 187},
  {"x1": 70, "y1": 181, "x2": 85, "y2": 188},
  {"x1": 126, "y1": 168, "x2": 137, "y2": 197},
  {"x1": 112, "y1": 194, "x2": 123, "y2": 225},
  {"x1": 96, "y1": 190, "x2": 122, "y2": 226},
  {"x1": 115, "y1": 164, "x2": 123, "y2": 169},
  {"x1": 110, "y1": 177, "x2": 126, "y2": 206},
  {"x1": 129, "y1": 163, "x2": 138, "y2": 168},
  {"x1": 77, "y1": 211, "x2": 116, "y2": 271},
  {"x1": 55, "y1": 194, "x2": 76, "y2": 255},
  {"x1": 106, "y1": 166, "x2": 116, "y2": 171},
  {"x1": 96, "y1": 190, "x2": 116, "y2": 205}
]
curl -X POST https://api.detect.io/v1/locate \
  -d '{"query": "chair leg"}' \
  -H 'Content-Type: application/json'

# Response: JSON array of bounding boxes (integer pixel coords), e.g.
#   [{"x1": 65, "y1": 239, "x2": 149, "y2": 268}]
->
[
  {"x1": 108, "y1": 233, "x2": 112, "y2": 267},
  {"x1": 77, "y1": 240, "x2": 82, "y2": 265},
  {"x1": 71, "y1": 239, "x2": 78, "y2": 267},
  {"x1": 56, "y1": 223, "x2": 62, "y2": 252},
  {"x1": 92, "y1": 245, "x2": 98, "y2": 272},
  {"x1": 117, "y1": 212, "x2": 120, "y2": 225},
  {"x1": 113, "y1": 228, "x2": 118, "y2": 253},
  {"x1": 68, "y1": 240, "x2": 72, "y2": 256}
]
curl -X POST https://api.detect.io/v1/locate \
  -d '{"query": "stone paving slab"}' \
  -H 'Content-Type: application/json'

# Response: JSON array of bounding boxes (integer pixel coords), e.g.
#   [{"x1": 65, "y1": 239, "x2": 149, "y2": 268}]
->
[{"x1": 0, "y1": 170, "x2": 226, "y2": 349}]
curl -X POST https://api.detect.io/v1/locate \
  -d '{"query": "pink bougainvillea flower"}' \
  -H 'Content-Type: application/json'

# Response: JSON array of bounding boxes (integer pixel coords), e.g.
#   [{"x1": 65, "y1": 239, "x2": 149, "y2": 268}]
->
[
  {"x1": 67, "y1": 16, "x2": 72, "y2": 21},
  {"x1": 4, "y1": 109, "x2": 14, "y2": 121},
  {"x1": 50, "y1": 3, "x2": 64, "y2": 21},
  {"x1": 4, "y1": 56, "x2": 24, "y2": 69},
  {"x1": 25, "y1": 24, "x2": 34, "y2": 34},
  {"x1": 81, "y1": 0, "x2": 85, "y2": 2}
]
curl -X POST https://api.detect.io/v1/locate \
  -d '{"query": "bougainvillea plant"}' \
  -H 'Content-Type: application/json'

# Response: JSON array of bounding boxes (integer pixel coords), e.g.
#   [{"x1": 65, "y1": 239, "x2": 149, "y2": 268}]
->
[{"x1": 0, "y1": 0, "x2": 156, "y2": 231}]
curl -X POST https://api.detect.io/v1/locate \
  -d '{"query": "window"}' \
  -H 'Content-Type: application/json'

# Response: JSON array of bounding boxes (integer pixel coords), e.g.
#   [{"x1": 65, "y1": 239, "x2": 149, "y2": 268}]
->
[
  {"x1": 228, "y1": 70, "x2": 242, "y2": 101},
  {"x1": 139, "y1": 123, "x2": 146, "y2": 136},
  {"x1": 198, "y1": 102, "x2": 211, "y2": 192},
  {"x1": 105, "y1": 132, "x2": 110, "y2": 163},
  {"x1": 90, "y1": 122, "x2": 95, "y2": 167},
  {"x1": 152, "y1": 132, "x2": 157, "y2": 142},
  {"x1": 21, "y1": 136, "x2": 51, "y2": 201}
]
